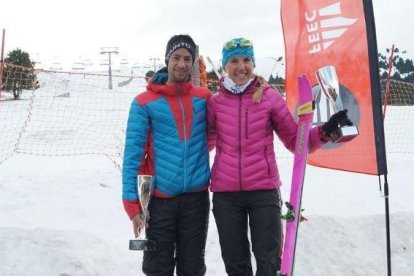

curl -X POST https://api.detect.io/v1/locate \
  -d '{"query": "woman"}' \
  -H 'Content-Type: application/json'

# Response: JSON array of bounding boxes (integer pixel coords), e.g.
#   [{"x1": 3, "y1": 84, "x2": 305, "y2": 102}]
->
[{"x1": 207, "y1": 37, "x2": 350, "y2": 276}]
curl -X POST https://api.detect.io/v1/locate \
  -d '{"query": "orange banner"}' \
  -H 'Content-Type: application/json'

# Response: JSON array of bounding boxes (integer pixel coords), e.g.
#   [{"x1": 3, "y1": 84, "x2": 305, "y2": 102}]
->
[{"x1": 281, "y1": 0, "x2": 387, "y2": 175}]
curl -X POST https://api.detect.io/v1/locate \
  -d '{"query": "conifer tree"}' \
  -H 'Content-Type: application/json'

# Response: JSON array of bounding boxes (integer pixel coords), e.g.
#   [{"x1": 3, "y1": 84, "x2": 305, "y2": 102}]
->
[{"x1": 2, "y1": 48, "x2": 39, "y2": 99}]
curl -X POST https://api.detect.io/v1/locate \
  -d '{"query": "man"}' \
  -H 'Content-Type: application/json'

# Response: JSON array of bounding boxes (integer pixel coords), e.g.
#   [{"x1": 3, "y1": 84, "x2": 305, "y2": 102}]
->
[{"x1": 122, "y1": 34, "x2": 212, "y2": 276}]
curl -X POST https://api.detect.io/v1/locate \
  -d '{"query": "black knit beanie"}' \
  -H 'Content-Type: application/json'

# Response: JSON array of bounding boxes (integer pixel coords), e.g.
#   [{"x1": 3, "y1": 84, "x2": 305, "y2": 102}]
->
[{"x1": 165, "y1": 34, "x2": 196, "y2": 65}]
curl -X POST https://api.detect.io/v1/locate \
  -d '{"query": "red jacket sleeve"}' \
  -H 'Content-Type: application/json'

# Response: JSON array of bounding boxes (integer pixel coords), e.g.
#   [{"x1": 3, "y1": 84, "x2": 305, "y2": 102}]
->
[{"x1": 123, "y1": 200, "x2": 143, "y2": 220}]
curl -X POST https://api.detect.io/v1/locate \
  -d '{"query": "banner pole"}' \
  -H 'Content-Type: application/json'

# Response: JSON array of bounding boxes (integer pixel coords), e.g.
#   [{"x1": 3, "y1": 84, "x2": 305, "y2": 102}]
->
[
  {"x1": 363, "y1": 0, "x2": 391, "y2": 274},
  {"x1": 383, "y1": 174, "x2": 391, "y2": 276}
]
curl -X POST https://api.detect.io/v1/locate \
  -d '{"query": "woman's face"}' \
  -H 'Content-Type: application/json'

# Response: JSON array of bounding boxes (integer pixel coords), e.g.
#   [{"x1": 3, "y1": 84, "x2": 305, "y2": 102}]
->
[{"x1": 225, "y1": 56, "x2": 254, "y2": 85}]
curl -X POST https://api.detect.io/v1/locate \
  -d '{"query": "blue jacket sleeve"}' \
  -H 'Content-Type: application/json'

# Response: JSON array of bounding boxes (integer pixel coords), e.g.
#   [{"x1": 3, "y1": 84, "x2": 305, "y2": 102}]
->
[{"x1": 122, "y1": 99, "x2": 150, "y2": 201}]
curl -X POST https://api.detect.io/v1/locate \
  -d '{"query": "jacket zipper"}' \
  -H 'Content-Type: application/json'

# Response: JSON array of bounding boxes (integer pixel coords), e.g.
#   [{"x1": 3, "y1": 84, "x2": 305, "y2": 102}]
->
[
  {"x1": 239, "y1": 95, "x2": 242, "y2": 191},
  {"x1": 264, "y1": 146, "x2": 271, "y2": 175},
  {"x1": 177, "y1": 84, "x2": 187, "y2": 192},
  {"x1": 245, "y1": 108, "x2": 249, "y2": 139}
]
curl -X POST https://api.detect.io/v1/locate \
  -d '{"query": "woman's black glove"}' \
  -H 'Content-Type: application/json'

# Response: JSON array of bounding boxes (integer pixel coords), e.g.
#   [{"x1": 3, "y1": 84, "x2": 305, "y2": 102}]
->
[{"x1": 322, "y1": 109, "x2": 353, "y2": 136}]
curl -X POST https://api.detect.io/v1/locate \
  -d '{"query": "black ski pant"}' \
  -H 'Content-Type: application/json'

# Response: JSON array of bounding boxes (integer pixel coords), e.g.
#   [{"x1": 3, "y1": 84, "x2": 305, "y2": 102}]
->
[
  {"x1": 142, "y1": 190, "x2": 210, "y2": 276},
  {"x1": 212, "y1": 189, "x2": 282, "y2": 276}
]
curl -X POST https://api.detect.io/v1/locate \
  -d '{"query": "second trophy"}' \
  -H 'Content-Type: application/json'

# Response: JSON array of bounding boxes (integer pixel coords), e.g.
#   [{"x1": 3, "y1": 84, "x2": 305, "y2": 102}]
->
[{"x1": 315, "y1": 65, "x2": 359, "y2": 143}]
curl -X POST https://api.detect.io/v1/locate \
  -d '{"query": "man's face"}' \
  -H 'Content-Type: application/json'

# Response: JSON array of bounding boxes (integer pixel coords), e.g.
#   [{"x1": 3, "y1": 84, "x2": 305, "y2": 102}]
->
[{"x1": 167, "y1": 48, "x2": 193, "y2": 83}]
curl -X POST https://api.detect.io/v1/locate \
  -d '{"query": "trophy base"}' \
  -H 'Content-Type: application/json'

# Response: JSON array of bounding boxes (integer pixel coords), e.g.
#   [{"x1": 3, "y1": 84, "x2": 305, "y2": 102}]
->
[
  {"x1": 330, "y1": 125, "x2": 359, "y2": 143},
  {"x1": 129, "y1": 239, "x2": 156, "y2": 251}
]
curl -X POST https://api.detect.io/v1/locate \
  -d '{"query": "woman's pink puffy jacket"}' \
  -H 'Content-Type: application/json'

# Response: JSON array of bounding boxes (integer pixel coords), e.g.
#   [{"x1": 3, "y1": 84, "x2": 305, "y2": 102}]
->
[{"x1": 207, "y1": 77, "x2": 324, "y2": 192}]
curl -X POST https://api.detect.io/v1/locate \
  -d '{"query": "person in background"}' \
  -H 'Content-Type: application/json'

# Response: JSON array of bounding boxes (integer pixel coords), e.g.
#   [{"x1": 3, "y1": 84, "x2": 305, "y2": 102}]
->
[
  {"x1": 207, "y1": 37, "x2": 351, "y2": 276},
  {"x1": 145, "y1": 70, "x2": 155, "y2": 83},
  {"x1": 122, "y1": 34, "x2": 213, "y2": 276}
]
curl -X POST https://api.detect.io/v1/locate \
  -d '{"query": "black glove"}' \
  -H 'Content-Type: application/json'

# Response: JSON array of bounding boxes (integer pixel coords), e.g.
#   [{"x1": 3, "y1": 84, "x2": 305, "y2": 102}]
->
[
  {"x1": 151, "y1": 67, "x2": 168, "y2": 85},
  {"x1": 322, "y1": 109, "x2": 353, "y2": 136}
]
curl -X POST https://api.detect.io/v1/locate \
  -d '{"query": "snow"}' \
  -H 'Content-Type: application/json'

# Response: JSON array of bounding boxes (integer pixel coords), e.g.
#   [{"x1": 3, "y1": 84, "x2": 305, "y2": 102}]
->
[
  {"x1": 1, "y1": 92, "x2": 413, "y2": 276},
  {"x1": 1, "y1": 149, "x2": 413, "y2": 275}
]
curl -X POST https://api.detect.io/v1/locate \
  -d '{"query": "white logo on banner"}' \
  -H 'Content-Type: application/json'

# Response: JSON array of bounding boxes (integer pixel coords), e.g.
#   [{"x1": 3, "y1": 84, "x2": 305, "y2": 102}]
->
[{"x1": 305, "y1": 2, "x2": 357, "y2": 54}]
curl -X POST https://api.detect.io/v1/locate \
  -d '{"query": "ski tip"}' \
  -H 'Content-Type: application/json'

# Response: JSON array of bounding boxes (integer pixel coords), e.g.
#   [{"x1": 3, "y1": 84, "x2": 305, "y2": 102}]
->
[
  {"x1": 297, "y1": 73, "x2": 311, "y2": 88},
  {"x1": 297, "y1": 73, "x2": 313, "y2": 102}
]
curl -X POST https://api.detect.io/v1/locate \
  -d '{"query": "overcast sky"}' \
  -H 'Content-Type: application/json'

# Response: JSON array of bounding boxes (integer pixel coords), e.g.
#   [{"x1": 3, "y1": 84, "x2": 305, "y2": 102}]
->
[{"x1": 0, "y1": 0, "x2": 412, "y2": 72}]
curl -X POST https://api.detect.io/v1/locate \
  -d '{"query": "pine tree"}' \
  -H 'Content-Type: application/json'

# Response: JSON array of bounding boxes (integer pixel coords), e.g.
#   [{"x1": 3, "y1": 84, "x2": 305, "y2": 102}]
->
[
  {"x1": 268, "y1": 74, "x2": 285, "y2": 85},
  {"x1": 378, "y1": 48, "x2": 414, "y2": 83},
  {"x1": 2, "y1": 48, "x2": 39, "y2": 99}
]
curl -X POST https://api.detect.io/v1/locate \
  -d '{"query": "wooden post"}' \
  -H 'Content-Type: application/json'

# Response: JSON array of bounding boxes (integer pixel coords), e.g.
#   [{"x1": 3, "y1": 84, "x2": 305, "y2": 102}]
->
[{"x1": 191, "y1": 45, "x2": 200, "y2": 86}]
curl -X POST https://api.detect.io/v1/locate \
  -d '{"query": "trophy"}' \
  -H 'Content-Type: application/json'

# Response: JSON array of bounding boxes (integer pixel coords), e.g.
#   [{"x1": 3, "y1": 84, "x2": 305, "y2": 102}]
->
[
  {"x1": 129, "y1": 175, "x2": 156, "y2": 251},
  {"x1": 315, "y1": 66, "x2": 359, "y2": 143}
]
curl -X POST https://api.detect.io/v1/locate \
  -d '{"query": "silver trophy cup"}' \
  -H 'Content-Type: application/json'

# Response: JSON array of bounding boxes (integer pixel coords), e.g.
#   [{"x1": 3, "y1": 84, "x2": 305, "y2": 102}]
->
[
  {"x1": 129, "y1": 175, "x2": 156, "y2": 251},
  {"x1": 315, "y1": 66, "x2": 359, "y2": 143}
]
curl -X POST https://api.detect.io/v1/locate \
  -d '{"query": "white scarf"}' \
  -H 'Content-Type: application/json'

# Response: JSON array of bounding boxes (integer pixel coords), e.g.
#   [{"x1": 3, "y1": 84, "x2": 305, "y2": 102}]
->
[{"x1": 222, "y1": 77, "x2": 253, "y2": 94}]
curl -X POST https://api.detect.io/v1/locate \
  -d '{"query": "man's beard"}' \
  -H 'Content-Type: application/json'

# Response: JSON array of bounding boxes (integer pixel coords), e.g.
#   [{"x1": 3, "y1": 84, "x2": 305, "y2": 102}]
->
[{"x1": 173, "y1": 72, "x2": 190, "y2": 83}]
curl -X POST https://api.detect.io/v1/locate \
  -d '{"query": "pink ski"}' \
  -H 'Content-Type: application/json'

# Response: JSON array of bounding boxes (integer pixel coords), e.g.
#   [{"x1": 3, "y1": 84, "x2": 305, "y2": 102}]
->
[{"x1": 279, "y1": 74, "x2": 314, "y2": 276}]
